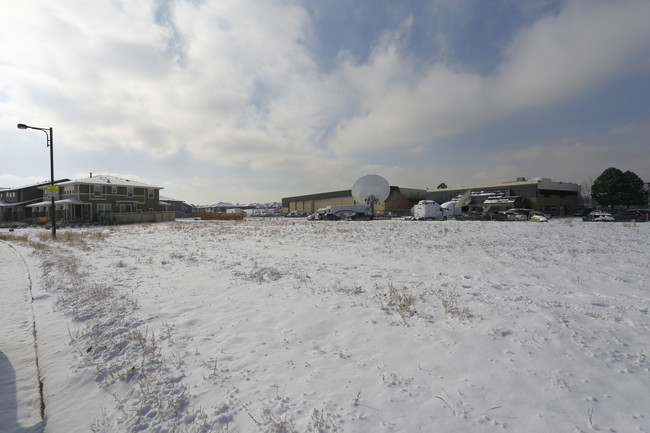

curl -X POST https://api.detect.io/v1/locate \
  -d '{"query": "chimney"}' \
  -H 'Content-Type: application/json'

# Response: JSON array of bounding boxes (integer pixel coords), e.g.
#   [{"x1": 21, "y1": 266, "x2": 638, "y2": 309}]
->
[{"x1": 90, "y1": 172, "x2": 92, "y2": 178}]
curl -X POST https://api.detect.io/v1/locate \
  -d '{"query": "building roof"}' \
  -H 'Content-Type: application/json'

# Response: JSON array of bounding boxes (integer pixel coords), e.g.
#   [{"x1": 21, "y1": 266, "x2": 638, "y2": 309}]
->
[
  {"x1": 55, "y1": 198, "x2": 86, "y2": 205},
  {"x1": 0, "y1": 198, "x2": 43, "y2": 207},
  {"x1": 2, "y1": 179, "x2": 71, "y2": 191},
  {"x1": 56, "y1": 175, "x2": 162, "y2": 189},
  {"x1": 427, "y1": 178, "x2": 579, "y2": 193},
  {"x1": 27, "y1": 198, "x2": 88, "y2": 207},
  {"x1": 283, "y1": 189, "x2": 352, "y2": 202},
  {"x1": 282, "y1": 186, "x2": 426, "y2": 205}
]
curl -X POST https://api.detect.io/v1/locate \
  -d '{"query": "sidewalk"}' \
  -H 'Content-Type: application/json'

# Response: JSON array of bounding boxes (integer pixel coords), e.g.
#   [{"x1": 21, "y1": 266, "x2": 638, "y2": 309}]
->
[{"x1": 0, "y1": 241, "x2": 44, "y2": 433}]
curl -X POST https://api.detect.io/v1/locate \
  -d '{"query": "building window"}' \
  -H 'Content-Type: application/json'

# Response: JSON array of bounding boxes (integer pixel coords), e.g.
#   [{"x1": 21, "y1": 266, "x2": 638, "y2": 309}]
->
[
  {"x1": 148, "y1": 188, "x2": 154, "y2": 199},
  {"x1": 127, "y1": 187, "x2": 133, "y2": 198},
  {"x1": 97, "y1": 204, "x2": 111, "y2": 216},
  {"x1": 112, "y1": 186, "x2": 117, "y2": 194},
  {"x1": 94, "y1": 185, "x2": 102, "y2": 197}
]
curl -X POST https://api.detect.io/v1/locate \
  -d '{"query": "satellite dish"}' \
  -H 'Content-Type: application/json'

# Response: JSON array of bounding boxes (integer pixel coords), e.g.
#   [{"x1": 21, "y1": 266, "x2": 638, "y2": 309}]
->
[{"x1": 352, "y1": 175, "x2": 390, "y2": 215}]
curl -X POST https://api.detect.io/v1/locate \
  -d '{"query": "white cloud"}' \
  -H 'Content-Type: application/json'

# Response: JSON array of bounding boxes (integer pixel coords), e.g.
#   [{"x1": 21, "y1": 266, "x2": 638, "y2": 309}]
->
[
  {"x1": 0, "y1": 173, "x2": 47, "y2": 187},
  {"x1": 495, "y1": 0, "x2": 650, "y2": 109},
  {"x1": 1, "y1": 0, "x2": 333, "y2": 168},
  {"x1": 326, "y1": 0, "x2": 650, "y2": 155}
]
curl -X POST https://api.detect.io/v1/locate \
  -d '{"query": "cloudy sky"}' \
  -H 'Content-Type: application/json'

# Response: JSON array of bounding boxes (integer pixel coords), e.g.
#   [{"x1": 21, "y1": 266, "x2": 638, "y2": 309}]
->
[{"x1": 1, "y1": 0, "x2": 649, "y2": 204}]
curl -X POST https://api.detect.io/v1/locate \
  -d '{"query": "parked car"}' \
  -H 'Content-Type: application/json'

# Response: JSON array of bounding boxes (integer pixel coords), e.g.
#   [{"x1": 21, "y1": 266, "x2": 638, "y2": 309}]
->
[
  {"x1": 505, "y1": 209, "x2": 530, "y2": 221},
  {"x1": 285, "y1": 210, "x2": 308, "y2": 218},
  {"x1": 455, "y1": 212, "x2": 481, "y2": 221},
  {"x1": 613, "y1": 210, "x2": 649, "y2": 222},
  {"x1": 479, "y1": 211, "x2": 507, "y2": 221},
  {"x1": 531, "y1": 210, "x2": 552, "y2": 220},
  {"x1": 374, "y1": 210, "x2": 395, "y2": 218},
  {"x1": 337, "y1": 211, "x2": 373, "y2": 221},
  {"x1": 583, "y1": 210, "x2": 614, "y2": 222},
  {"x1": 574, "y1": 209, "x2": 592, "y2": 217},
  {"x1": 637, "y1": 209, "x2": 650, "y2": 220},
  {"x1": 530, "y1": 211, "x2": 548, "y2": 222}
]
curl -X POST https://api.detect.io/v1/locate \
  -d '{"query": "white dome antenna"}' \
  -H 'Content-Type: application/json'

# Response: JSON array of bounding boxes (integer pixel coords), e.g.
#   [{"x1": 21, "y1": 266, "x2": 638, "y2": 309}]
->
[{"x1": 352, "y1": 175, "x2": 390, "y2": 217}]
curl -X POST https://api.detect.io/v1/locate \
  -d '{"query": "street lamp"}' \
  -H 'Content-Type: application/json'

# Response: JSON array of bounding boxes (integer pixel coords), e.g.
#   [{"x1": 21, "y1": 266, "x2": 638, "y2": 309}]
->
[{"x1": 17, "y1": 123, "x2": 56, "y2": 239}]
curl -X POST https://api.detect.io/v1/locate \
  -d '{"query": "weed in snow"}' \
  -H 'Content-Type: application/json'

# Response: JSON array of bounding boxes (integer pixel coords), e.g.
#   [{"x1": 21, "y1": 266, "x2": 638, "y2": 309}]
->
[
  {"x1": 377, "y1": 283, "x2": 417, "y2": 317},
  {"x1": 439, "y1": 291, "x2": 471, "y2": 320}
]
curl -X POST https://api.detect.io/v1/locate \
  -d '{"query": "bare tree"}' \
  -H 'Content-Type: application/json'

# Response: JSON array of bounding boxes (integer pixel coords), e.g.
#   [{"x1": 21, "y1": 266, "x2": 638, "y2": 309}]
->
[{"x1": 579, "y1": 177, "x2": 594, "y2": 208}]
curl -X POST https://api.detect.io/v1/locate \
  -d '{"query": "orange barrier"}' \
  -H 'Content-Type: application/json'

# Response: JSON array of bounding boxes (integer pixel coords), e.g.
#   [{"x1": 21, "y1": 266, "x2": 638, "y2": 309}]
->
[{"x1": 199, "y1": 211, "x2": 244, "y2": 221}]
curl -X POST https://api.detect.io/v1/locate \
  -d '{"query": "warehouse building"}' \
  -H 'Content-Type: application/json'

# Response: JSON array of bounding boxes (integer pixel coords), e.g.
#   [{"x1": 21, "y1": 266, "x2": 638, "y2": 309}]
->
[
  {"x1": 282, "y1": 186, "x2": 426, "y2": 216},
  {"x1": 425, "y1": 177, "x2": 580, "y2": 216}
]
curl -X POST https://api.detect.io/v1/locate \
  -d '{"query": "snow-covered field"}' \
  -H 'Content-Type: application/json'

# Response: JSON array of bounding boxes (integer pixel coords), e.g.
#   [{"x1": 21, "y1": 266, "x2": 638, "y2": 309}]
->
[{"x1": 3, "y1": 218, "x2": 650, "y2": 432}]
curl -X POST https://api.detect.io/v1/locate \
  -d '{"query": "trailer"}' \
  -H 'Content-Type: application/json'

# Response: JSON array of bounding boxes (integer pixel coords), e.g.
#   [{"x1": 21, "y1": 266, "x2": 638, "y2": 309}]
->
[{"x1": 412, "y1": 200, "x2": 446, "y2": 221}]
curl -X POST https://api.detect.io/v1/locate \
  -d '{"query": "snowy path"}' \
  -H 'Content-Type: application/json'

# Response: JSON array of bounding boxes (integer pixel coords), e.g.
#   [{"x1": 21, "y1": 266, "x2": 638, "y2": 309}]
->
[{"x1": 0, "y1": 242, "x2": 43, "y2": 433}]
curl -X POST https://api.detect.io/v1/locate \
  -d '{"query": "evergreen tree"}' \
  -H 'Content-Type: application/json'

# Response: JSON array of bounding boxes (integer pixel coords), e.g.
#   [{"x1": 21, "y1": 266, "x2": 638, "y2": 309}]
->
[
  {"x1": 592, "y1": 167, "x2": 624, "y2": 208},
  {"x1": 621, "y1": 170, "x2": 648, "y2": 207},
  {"x1": 592, "y1": 167, "x2": 648, "y2": 208}
]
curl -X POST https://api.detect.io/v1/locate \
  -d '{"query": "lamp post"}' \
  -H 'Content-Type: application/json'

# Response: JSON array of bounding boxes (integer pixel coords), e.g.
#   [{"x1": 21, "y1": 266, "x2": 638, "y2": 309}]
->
[{"x1": 17, "y1": 123, "x2": 56, "y2": 239}]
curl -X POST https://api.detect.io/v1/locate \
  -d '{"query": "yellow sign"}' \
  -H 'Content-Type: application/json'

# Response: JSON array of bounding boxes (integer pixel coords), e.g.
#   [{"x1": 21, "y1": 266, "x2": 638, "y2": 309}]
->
[{"x1": 46, "y1": 185, "x2": 59, "y2": 190}]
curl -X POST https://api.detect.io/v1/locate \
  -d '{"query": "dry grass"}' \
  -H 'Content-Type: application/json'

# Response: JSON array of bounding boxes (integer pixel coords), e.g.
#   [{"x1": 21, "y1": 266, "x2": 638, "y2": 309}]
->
[
  {"x1": 29, "y1": 240, "x2": 49, "y2": 251},
  {"x1": 35, "y1": 229, "x2": 109, "y2": 244},
  {"x1": 0, "y1": 233, "x2": 29, "y2": 242},
  {"x1": 29, "y1": 229, "x2": 111, "y2": 252},
  {"x1": 36, "y1": 232, "x2": 52, "y2": 242},
  {"x1": 246, "y1": 266, "x2": 283, "y2": 282}
]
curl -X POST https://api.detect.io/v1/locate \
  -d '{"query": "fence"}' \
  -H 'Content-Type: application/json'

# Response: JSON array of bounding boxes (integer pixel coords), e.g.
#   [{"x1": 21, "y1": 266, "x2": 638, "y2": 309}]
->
[{"x1": 110, "y1": 211, "x2": 176, "y2": 224}]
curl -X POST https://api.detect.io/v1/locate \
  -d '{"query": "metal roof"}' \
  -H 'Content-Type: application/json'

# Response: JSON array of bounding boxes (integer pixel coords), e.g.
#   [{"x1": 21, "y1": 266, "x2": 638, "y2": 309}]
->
[
  {"x1": 27, "y1": 198, "x2": 88, "y2": 207},
  {"x1": 427, "y1": 178, "x2": 579, "y2": 193},
  {"x1": 55, "y1": 175, "x2": 162, "y2": 189},
  {"x1": 0, "y1": 197, "x2": 43, "y2": 207},
  {"x1": 1, "y1": 179, "x2": 70, "y2": 191}
]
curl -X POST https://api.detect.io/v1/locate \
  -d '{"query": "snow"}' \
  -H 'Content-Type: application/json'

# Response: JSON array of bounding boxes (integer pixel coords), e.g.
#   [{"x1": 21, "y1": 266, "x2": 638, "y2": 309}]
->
[
  {"x1": 1, "y1": 218, "x2": 649, "y2": 432},
  {"x1": 0, "y1": 242, "x2": 42, "y2": 433}
]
